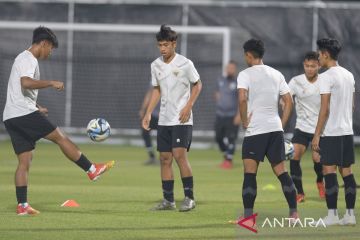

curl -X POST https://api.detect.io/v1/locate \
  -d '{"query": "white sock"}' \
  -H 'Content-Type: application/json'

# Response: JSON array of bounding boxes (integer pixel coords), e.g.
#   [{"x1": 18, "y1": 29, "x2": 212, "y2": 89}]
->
[
  {"x1": 19, "y1": 202, "x2": 29, "y2": 207},
  {"x1": 328, "y1": 209, "x2": 338, "y2": 217},
  {"x1": 347, "y1": 209, "x2": 355, "y2": 216},
  {"x1": 87, "y1": 164, "x2": 96, "y2": 174}
]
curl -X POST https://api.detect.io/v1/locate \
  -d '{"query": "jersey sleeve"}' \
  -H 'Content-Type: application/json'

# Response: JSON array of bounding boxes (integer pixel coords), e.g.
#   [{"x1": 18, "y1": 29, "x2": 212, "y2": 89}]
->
[
  {"x1": 287, "y1": 78, "x2": 297, "y2": 96},
  {"x1": 279, "y1": 74, "x2": 290, "y2": 95},
  {"x1": 237, "y1": 71, "x2": 250, "y2": 90},
  {"x1": 319, "y1": 73, "x2": 332, "y2": 94},
  {"x1": 17, "y1": 58, "x2": 37, "y2": 79},
  {"x1": 351, "y1": 73, "x2": 355, "y2": 93},
  {"x1": 151, "y1": 64, "x2": 158, "y2": 87},
  {"x1": 187, "y1": 60, "x2": 200, "y2": 83}
]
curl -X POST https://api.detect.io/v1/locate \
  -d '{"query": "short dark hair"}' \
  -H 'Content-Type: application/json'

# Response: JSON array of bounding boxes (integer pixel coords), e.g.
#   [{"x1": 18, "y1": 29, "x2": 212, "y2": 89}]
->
[
  {"x1": 156, "y1": 25, "x2": 177, "y2": 42},
  {"x1": 32, "y1": 26, "x2": 58, "y2": 48},
  {"x1": 243, "y1": 39, "x2": 265, "y2": 59},
  {"x1": 304, "y1": 51, "x2": 319, "y2": 61},
  {"x1": 316, "y1": 38, "x2": 341, "y2": 60}
]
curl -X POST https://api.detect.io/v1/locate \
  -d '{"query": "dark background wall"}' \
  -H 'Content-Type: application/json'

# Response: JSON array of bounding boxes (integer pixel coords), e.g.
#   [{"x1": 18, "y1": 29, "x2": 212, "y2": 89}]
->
[{"x1": 0, "y1": 1, "x2": 359, "y2": 134}]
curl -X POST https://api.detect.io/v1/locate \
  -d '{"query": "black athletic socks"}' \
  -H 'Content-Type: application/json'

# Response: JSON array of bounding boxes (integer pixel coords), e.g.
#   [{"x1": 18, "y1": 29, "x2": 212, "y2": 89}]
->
[
  {"x1": 182, "y1": 176, "x2": 194, "y2": 200},
  {"x1": 278, "y1": 172, "x2": 297, "y2": 215},
  {"x1": 324, "y1": 173, "x2": 339, "y2": 209},
  {"x1": 313, "y1": 162, "x2": 324, "y2": 183},
  {"x1": 75, "y1": 154, "x2": 92, "y2": 172},
  {"x1": 290, "y1": 160, "x2": 304, "y2": 194},
  {"x1": 242, "y1": 173, "x2": 257, "y2": 217},
  {"x1": 343, "y1": 174, "x2": 356, "y2": 209},
  {"x1": 16, "y1": 186, "x2": 27, "y2": 204},
  {"x1": 162, "y1": 180, "x2": 174, "y2": 202}
]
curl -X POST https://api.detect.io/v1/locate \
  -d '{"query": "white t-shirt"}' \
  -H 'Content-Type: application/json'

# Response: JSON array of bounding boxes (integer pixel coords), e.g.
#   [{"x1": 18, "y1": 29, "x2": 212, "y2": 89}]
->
[
  {"x1": 151, "y1": 53, "x2": 200, "y2": 126},
  {"x1": 318, "y1": 66, "x2": 355, "y2": 136},
  {"x1": 288, "y1": 74, "x2": 320, "y2": 134},
  {"x1": 3, "y1": 50, "x2": 40, "y2": 121},
  {"x1": 237, "y1": 64, "x2": 290, "y2": 137}
]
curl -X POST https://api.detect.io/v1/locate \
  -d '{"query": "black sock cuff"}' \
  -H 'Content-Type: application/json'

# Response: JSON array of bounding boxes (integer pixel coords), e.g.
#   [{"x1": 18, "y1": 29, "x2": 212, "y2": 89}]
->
[
  {"x1": 75, "y1": 154, "x2": 92, "y2": 172},
  {"x1": 343, "y1": 174, "x2": 356, "y2": 184},
  {"x1": 324, "y1": 173, "x2": 339, "y2": 192},
  {"x1": 181, "y1": 176, "x2": 193, "y2": 182},
  {"x1": 278, "y1": 172, "x2": 289, "y2": 181},
  {"x1": 244, "y1": 173, "x2": 257, "y2": 186},
  {"x1": 243, "y1": 173, "x2": 257, "y2": 197},
  {"x1": 290, "y1": 160, "x2": 300, "y2": 166},
  {"x1": 16, "y1": 186, "x2": 28, "y2": 204}
]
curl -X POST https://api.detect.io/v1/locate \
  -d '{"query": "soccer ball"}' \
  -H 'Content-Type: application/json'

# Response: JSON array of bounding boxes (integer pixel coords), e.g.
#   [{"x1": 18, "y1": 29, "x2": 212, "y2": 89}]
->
[
  {"x1": 86, "y1": 118, "x2": 111, "y2": 142},
  {"x1": 284, "y1": 139, "x2": 294, "y2": 160}
]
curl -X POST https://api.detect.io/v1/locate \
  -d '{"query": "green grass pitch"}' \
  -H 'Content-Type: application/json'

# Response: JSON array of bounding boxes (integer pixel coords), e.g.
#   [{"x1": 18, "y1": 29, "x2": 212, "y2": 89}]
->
[{"x1": 0, "y1": 140, "x2": 359, "y2": 239}]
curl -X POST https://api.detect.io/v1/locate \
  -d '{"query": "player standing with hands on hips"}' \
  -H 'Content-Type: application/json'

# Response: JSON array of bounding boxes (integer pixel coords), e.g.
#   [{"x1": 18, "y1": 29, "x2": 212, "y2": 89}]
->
[{"x1": 142, "y1": 25, "x2": 202, "y2": 212}]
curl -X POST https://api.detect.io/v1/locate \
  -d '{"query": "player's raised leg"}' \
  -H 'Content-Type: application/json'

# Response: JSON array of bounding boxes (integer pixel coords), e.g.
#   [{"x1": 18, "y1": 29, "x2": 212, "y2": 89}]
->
[{"x1": 44, "y1": 127, "x2": 114, "y2": 181}]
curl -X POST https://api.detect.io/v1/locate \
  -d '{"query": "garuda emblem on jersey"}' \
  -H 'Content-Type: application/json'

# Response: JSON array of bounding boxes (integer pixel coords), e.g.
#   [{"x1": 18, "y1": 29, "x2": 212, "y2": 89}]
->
[{"x1": 173, "y1": 69, "x2": 180, "y2": 76}]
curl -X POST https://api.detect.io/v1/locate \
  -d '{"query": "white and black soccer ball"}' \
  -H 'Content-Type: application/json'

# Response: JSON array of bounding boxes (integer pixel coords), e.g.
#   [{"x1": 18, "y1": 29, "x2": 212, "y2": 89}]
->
[
  {"x1": 86, "y1": 118, "x2": 111, "y2": 142},
  {"x1": 284, "y1": 139, "x2": 294, "y2": 160}
]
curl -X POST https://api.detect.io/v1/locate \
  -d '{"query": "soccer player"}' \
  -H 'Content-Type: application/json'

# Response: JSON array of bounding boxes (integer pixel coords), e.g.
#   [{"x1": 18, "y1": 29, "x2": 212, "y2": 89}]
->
[
  {"x1": 312, "y1": 38, "x2": 357, "y2": 226},
  {"x1": 2, "y1": 26, "x2": 114, "y2": 216},
  {"x1": 139, "y1": 85, "x2": 160, "y2": 165},
  {"x1": 237, "y1": 39, "x2": 298, "y2": 221},
  {"x1": 288, "y1": 51, "x2": 325, "y2": 203},
  {"x1": 214, "y1": 60, "x2": 241, "y2": 169},
  {"x1": 142, "y1": 25, "x2": 202, "y2": 212}
]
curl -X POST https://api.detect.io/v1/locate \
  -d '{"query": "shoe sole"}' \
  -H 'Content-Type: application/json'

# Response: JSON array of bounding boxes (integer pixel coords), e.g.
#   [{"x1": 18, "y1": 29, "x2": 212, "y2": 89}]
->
[
  {"x1": 179, "y1": 205, "x2": 195, "y2": 212},
  {"x1": 17, "y1": 211, "x2": 40, "y2": 216}
]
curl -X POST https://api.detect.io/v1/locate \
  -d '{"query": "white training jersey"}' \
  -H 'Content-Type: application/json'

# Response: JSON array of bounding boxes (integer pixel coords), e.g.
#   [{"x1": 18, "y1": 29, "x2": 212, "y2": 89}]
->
[
  {"x1": 151, "y1": 53, "x2": 200, "y2": 126},
  {"x1": 288, "y1": 74, "x2": 320, "y2": 134},
  {"x1": 237, "y1": 64, "x2": 290, "y2": 137},
  {"x1": 318, "y1": 66, "x2": 355, "y2": 136},
  {"x1": 3, "y1": 50, "x2": 40, "y2": 121}
]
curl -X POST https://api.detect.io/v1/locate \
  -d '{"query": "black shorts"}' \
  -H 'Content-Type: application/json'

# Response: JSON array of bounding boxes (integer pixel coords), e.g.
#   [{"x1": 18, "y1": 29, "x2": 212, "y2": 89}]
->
[
  {"x1": 157, "y1": 125, "x2": 192, "y2": 152},
  {"x1": 320, "y1": 135, "x2": 355, "y2": 167},
  {"x1": 292, "y1": 128, "x2": 314, "y2": 148},
  {"x1": 242, "y1": 131, "x2": 285, "y2": 164},
  {"x1": 4, "y1": 111, "x2": 57, "y2": 154}
]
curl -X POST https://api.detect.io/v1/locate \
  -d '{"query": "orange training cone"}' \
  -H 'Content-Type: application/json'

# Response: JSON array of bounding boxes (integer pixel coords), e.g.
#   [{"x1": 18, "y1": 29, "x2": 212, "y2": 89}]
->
[{"x1": 61, "y1": 200, "x2": 80, "y2": 207}]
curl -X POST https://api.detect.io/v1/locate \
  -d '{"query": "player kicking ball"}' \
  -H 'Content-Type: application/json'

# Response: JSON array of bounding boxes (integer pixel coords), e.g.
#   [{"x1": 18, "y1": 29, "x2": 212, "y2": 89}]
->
[
  {"x1": 2, "y1": 26, "x2": 114, "y2": 216},
  {"x1": 142, "y1": 25, "x2": 202, "y2": 212},
  {"x1": 312, "y1": 38, "x2": 357, "y2": 226}
]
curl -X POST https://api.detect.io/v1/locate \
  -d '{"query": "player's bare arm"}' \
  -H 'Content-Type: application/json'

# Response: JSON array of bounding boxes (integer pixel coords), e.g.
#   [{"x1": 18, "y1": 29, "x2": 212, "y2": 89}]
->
[
  {"x1": 142, "y1": 86, "x2": 161, "y2": 130},
  {"x1": 179, "y1": 80, "x2": 202, "y2": 123},
  {"x1": 312, "y1": 93, "x2": 331, "y2": 152},
  {"x1": 21, "y1": 76, "x2": 64, "y2": 91},
  {"x1": 280, "y1": 92, "x2": 293, "y2": 128},
  {"x1": 239, "y1": 88, "x2": 250, "y2": 129},
  {"x1": 36, "y1": 103, "x2": 48, "y2": 115}
]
